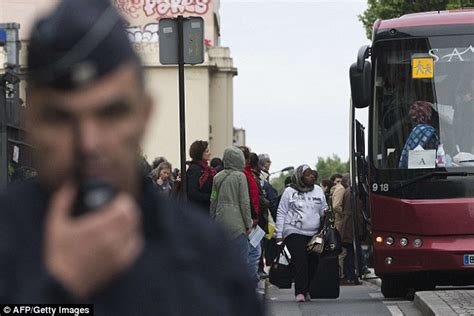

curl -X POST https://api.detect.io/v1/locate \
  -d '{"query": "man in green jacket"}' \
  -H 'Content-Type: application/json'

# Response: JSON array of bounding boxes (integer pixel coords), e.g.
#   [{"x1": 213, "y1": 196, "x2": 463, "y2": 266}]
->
[{"x1": 210, "y1": 146, "x2": 253, "y2": 262}]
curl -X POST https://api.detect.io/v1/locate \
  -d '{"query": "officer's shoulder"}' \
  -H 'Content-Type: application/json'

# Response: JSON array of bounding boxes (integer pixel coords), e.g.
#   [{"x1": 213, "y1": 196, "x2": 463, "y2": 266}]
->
[
  {"x1": 0, "y1": 179, "x2": 41, "y2": 206},
  {"x1": 162, "y1": 198, "x2": 231, "y2": 248},
  {"x1": 0, "y1": 179, "x2": 43, "y2": 225}
]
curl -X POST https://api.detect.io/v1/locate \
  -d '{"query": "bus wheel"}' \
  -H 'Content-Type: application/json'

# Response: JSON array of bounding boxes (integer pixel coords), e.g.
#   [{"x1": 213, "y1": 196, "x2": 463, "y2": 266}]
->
[
  {"x1": 415, "y1": 280, "x2": 436, "y2": 292},
  {"x1": 381, "y1": 276, "x2": 408, "y2": 298}
]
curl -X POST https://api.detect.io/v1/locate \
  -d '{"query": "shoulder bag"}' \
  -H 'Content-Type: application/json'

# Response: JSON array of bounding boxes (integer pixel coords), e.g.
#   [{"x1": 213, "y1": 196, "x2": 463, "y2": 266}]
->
[{"x1": 269, "y1": 244, "x2": 294, "y2": 289}]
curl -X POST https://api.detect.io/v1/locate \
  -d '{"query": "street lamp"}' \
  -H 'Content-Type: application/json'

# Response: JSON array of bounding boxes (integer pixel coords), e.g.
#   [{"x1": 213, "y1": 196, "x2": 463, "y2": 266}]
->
[{"x1": 270, "y1": 166, "x2": 294, "y2": 175}]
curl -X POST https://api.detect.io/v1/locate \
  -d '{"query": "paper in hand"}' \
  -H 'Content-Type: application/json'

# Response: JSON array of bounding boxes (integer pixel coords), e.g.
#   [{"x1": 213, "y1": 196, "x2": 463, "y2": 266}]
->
[{"x1": 248, "y1": 226, "x2": 265, "y2": 248}]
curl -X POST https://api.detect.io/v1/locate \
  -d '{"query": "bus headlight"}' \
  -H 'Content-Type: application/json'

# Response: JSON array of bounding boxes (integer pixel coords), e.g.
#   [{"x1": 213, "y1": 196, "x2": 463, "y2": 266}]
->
[
  {"x1": 399, "y1": 238, "x2": 408, "y2": 247},
  {"x1": 413, "y1": 239, "x2": 423, "y2": 248},
  {"x1": 385, "y1": 236, "x2": 394, "y2": 245}
]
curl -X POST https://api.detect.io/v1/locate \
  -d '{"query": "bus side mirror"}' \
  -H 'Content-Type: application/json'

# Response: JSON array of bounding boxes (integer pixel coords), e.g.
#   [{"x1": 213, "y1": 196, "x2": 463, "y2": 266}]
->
[{"x1": 350, "y1": 61, "x2": 371, "y2": 108}]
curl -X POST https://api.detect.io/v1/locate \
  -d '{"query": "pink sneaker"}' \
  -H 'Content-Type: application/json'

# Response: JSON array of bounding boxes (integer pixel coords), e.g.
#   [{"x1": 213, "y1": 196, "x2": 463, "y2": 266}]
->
[{"x1": 295, "y1": 294, "x2": 305, "y2": 302}]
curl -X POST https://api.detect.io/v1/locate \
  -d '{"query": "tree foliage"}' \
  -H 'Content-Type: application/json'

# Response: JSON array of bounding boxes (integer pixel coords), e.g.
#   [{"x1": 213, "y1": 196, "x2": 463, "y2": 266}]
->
[
  {"x1": 270, "y1": 154, "x2": 350, "y2": 193},
  {"x1": 316, "y1": 155, "x2": 350, "y2": 182},
  {"x1": 359, "y1": 0, "x2": 474, "y2": 39},
  {"x1": 270, "y1": 171, "x2": 294, "y2": 195}
]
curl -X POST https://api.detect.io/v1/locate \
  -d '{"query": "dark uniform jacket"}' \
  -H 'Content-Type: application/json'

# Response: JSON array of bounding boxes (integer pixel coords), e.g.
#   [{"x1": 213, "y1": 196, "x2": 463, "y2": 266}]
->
[{"x1": 0, "y1": 178, "x2": 263, "y2": 315}]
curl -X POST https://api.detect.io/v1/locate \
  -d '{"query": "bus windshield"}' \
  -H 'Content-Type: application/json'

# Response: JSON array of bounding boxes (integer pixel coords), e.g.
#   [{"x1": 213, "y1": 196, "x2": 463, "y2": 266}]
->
[{"x1": 372, "y1": 35, "x2": 474, "y2": 170}]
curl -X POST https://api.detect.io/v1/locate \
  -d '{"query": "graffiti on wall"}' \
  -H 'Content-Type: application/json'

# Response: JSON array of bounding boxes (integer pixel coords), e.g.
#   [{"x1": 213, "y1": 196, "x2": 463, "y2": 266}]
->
[
  {"x1": 126, "y1": 23, "x2": 159, "y2": 43},
  {"x1": 144, "y1": 0, "x2": 210, "y2": 17},
  {"x1": 115, "y1": 0, "x2": 142, "y2": 19},
  {"x1": 114, "y1": 0, "x2": 214, "y2": 48}
]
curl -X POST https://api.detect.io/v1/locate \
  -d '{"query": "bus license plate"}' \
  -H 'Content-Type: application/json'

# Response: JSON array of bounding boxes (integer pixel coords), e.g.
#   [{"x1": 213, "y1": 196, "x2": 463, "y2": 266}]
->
[{"x1": 464, "y1": 254, "x2": 474, "y2": 265}]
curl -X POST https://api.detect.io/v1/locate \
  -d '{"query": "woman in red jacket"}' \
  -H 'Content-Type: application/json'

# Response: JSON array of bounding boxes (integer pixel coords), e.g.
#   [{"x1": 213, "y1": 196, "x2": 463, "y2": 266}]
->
[{"x1": 239, "y1": 146, "x2": 261, "y2": 285}]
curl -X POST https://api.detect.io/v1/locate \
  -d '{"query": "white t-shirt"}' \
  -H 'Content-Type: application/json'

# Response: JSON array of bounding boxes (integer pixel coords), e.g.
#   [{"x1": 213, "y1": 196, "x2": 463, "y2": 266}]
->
[{"x1": 276, "y1": 186, "x2": 328, "y2": 239}]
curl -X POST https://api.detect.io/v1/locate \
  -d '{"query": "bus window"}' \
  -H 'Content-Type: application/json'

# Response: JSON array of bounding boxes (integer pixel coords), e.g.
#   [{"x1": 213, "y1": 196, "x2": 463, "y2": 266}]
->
[{"x1": 372, "y1": 35, "x2": 474, "y2": 169}]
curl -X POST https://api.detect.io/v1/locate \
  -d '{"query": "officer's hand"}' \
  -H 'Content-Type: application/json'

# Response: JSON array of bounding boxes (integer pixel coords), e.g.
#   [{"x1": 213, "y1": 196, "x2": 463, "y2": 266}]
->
[{"x1": 44, "y1": 182, "x2": 144, "y2": 299}]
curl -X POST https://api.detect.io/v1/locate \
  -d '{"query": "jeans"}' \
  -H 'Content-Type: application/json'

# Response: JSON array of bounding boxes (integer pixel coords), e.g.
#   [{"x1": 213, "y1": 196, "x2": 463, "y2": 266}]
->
[
  {"x1": 234, "y1": 234, "x2": 250, "y2": 267},
  {"x1": 248, "y1": 241, "x2": 262, "y2": 285}
]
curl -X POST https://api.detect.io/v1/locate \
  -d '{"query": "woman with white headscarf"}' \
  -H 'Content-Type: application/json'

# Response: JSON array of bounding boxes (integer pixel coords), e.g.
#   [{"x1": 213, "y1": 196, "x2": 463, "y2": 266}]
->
[{"x1": 276, "y1": 164, "x2": 328, "y2": 302}]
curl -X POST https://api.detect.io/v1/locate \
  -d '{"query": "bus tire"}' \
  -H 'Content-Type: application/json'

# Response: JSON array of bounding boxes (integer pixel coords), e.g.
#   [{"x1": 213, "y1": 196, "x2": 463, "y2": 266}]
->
[{"x1": 381, "y1": 276, "x2": 408, "y2": 298}]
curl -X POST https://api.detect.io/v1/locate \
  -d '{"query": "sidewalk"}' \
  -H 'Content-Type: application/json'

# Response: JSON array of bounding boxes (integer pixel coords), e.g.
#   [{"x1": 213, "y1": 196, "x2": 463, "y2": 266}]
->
[
  {"x1": 364, "y1": 269, "x2": 474, "y2": 315},
  {"x1": 415, "y1": 290, "x2": 474, "y2": 316},
  {"x1": 264, "y1": 280, "x2": 400, "y2": 316}
]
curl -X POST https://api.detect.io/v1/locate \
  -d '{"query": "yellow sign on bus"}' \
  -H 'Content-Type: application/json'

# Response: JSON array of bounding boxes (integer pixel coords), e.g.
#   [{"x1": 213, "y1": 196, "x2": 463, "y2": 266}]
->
[{"x1": 412, "y1": 57, "x2": 434, "y2": 79}]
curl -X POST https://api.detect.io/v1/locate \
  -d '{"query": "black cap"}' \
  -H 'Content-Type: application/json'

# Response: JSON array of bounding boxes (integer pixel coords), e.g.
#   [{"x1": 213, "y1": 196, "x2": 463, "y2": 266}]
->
[{"x1": 28, "y1": 0, "x2": 139, "y2": 90}]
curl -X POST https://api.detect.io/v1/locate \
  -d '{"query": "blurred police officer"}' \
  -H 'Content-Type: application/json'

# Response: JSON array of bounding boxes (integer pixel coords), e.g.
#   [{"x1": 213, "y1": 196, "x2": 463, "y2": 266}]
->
[{"x1": 0, "y1": 1, "x2": 263, "y2": 315}]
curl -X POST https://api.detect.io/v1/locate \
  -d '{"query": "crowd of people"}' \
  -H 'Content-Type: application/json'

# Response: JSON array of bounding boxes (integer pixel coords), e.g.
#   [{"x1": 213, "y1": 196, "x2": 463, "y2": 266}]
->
[
  {"x1": 145, "y1": 140, "x2": 370, "y2": 302},
  {"x1": 0, "y1": 1, "x2": 263, "y2": 314},
  {"x1": 8, "y1": 133, "x2": 371, "y2": 305},
  {"x1": 144, "y1": 141, "x2": 279, "y2": 286},
  {"x1": 0, "y1": 1, "x2": 368, "y2": 310}
]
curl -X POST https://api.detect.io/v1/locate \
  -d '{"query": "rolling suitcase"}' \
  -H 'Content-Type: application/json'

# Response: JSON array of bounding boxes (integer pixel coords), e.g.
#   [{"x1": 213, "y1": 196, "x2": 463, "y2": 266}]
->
[{"x1": 309, "y1": 254, "x2": 340, "y2": 298}]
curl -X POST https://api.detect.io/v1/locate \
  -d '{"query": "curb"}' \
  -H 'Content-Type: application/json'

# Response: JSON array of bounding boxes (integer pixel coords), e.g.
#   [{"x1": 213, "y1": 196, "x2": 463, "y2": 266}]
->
[
  {"x1": 414, "y1": 291, "x2": 457, "y2": 316},
  {"x1": 361, "y1": 270, "x2": 466, "y2": 316}
]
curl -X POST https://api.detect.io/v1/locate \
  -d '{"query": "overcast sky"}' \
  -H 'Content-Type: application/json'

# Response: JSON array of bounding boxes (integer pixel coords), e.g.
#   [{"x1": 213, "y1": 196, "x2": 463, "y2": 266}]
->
[{"x1": 220, "y1": 0, "x2": 370, "y2": 173}]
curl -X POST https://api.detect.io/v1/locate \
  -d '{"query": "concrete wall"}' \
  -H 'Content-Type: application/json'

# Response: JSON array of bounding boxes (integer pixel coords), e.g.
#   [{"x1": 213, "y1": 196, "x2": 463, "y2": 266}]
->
[
  {"x1": 141, "y1": 47, "x2": 237, "y2": 167},
  {"x1": 209, "y1": 47, "x2": 236, "y2": 159},
  {"x1": 141, "y1": 65, "x2": 211, "y2": 167},
  {"x1": 0, "y1": 0, "x2": 57, "y2": 40}
]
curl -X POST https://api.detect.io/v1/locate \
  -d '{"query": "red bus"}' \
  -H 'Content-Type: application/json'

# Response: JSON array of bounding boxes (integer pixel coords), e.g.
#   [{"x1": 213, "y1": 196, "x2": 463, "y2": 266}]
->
[{"x1": 349, "y1": 9, "x2": 474, "y2": 298}]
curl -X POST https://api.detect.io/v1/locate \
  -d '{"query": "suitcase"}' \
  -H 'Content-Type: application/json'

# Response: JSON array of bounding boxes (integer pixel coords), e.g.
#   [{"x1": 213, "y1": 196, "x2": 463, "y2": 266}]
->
[{"x1": 309, "y1": 254, "x2": 340, "y2": 298}]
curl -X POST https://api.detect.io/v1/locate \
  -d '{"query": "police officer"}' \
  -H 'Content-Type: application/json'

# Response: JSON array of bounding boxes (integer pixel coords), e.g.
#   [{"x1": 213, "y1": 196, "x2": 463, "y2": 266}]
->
[{"x1": 0, "y1": 1, "x2": 263, "y2": 315}]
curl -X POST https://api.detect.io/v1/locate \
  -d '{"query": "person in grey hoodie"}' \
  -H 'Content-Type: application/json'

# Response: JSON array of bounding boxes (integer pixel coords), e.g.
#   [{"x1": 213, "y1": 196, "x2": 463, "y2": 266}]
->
[
  {"x1": 210, "y1": 146, "x2": 253, "y2": 263},
  {"x1": 276, "y1": 164, "x2": 328, "y2": 302}
]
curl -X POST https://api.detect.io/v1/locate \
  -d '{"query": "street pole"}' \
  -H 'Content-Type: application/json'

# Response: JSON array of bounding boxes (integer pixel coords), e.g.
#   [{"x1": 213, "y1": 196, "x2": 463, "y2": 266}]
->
[
  {"x1": 0, "y1": 78, "x2": 7, "y2": 187},
  {"x1": 159, "y1": 16, "x2": 203, "y2": 197},
  {"x1": 349, "y1": 100, "x2": 361, "y2": 277},
  {"x1": 177, "y1": 15, "x2": 187, "y2": 197}
]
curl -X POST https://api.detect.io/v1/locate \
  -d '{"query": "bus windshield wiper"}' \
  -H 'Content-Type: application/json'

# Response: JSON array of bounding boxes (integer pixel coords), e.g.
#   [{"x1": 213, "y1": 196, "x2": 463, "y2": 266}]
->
[{"x1": 394, "y1": 171, "x2": 474, "y2": 190}]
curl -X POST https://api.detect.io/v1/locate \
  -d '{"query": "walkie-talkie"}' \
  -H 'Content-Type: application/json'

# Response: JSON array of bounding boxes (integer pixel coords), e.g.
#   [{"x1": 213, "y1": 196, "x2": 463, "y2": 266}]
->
[
  {"x1": 71, "y1": 124, "x2": 117, "y2": 217},
  {"x1": 72, "y1": 178, "x2": 117, "y2": 217}
]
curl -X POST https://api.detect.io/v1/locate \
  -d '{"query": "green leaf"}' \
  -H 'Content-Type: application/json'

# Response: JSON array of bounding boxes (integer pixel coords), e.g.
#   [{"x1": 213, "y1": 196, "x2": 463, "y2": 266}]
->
[{"x1": 358, "y1": 0, "x2": 471, "y2": 40}]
